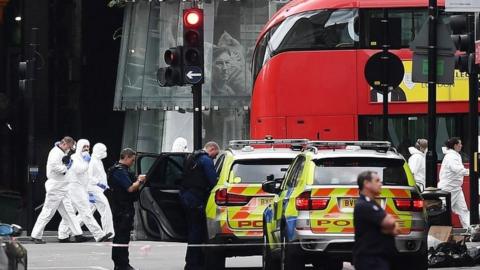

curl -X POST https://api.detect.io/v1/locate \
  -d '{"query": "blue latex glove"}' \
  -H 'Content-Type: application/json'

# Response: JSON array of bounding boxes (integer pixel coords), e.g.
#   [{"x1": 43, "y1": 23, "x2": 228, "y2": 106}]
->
[
  {"x1": 66, "y1": 159, "x2": 73, "y2": 169},
  {"x1": 97, "y1": 183, "x2": 108, "y2": 190},
  {"x1": 82, "y1": 153, "x2": 91, "y2": 162},
  {"x1": 88, "y1": 193, "x2": 96, "y2": 203}
]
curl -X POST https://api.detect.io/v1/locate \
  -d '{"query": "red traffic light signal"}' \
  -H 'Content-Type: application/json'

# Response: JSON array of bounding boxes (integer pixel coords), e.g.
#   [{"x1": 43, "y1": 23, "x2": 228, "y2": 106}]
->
[
  {"x1": 184, "y1": 8, "x2": 202, "y2": 28},
  {"x1": 183, "y1": 8, "x2": 204, "y2": 85},
  {"x1": 157, "y1": 46, "x2": 184, "y2": 87}
]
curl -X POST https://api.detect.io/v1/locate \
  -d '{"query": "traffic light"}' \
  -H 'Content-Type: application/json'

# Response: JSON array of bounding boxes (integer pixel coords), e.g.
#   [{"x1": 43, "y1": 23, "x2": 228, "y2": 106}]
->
[
  {"x1": 157, "y1": 46, "x2": 184, "y2": 87},
  {"x1": 18, "y1": 59, "x2": 34, "y2": 91},
  {"x1": 449, "y1": 14, "x2": 472, "y2": 73},
  {"x1": 182, "y1": 8, "x2": 204, "y2": 85}
]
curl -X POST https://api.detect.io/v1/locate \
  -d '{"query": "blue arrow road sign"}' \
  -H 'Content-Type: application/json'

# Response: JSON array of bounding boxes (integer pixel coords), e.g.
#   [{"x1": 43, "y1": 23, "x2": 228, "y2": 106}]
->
[{"x1": 184, "y1": 66, "x2": 203, "y2": 84}]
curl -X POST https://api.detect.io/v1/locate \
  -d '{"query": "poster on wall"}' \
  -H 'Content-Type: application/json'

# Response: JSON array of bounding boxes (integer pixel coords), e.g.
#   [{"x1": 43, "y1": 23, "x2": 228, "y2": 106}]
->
[
  {"x1": 445, "y1": 0, "x2": 480, "y2": 12},
  {"x1": 370, "y1": 60, "x2": 470, "y2": 103}
]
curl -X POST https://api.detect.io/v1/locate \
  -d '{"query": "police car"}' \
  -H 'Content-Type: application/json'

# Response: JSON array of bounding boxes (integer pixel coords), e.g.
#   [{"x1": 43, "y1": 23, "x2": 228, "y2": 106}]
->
[
  {"x1": 261, "y1": 141, "x2": 428, "y2": 270},
  {"x1": 135, "y1": 139, "x2": 306, "y2": 269},
  {"x1": 204, "y1": 139, "x2": 308, "y2": 269}
]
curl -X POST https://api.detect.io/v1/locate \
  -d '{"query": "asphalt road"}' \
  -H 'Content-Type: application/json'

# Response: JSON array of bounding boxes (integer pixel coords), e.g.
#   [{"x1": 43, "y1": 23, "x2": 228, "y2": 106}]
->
[{"x1": 23, "y1": 240, "x2": 480, "y2": 270}]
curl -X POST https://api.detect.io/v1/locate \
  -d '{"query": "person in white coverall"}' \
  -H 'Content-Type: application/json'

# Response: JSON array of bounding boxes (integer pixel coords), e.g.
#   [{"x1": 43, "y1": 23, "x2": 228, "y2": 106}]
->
[
  {"x1": 87, "y1": 143, "x2": 115, "y2": 238},
  {"x1": 171, "y1": 137, "x2": 189, "y2": 152},
  {"x1": 58, "y1": 139, "x2": 111, "y2": 242},
  {"x1": 438, "y1": 137, "x2": 470, "y2": 228},
  {"x1": 408, "y1": 138, "x2": 428, "y2": 191},
  {"x1": 30, "y1": 136, "x2": 89, "y2": 244}
]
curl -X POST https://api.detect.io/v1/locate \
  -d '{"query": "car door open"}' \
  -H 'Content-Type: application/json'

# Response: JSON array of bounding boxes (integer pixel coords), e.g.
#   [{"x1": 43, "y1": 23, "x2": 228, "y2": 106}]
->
[{"x1": 137, "y1": 152, "x2": 188, "y2": 241}]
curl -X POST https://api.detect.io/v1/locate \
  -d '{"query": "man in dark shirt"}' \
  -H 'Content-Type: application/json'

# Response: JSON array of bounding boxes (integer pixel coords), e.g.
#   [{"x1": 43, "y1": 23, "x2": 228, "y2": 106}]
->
[
  {"x1": 108, "y1": 148, "x2": 147, "y2": 270},
  {"x1": 180, "y1": 141, "x2": 220, "y2": 270},
  {"x1": 353, "y1": 171, "x2": 399, "y2": 270}
]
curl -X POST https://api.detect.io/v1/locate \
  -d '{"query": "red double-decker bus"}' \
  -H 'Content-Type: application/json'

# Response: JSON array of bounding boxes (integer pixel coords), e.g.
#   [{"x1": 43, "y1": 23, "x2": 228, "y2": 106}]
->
[{"x1": 250, "y1": 0, "x2": 477, "y2": 226}]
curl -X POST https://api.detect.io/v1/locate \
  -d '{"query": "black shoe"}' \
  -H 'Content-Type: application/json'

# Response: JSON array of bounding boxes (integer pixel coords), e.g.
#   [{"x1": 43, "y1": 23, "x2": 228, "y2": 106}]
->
[
  {"x1": 31, "y1": 237, "x2": 46, "y2": 244},
  {"x1": 98, "y1": 232, "x2": 113, "y2": 242},
  {"x1": 58, "y1": 237, "x2": 71, "y2": 243},
  {"x1": 74, "y1": 235, "x2": 94, "y2": 242}
]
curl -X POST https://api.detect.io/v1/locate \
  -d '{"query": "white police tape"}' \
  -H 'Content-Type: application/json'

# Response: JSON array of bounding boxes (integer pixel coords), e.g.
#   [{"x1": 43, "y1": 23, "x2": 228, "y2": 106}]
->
[{"x1": 109, "y1": 241, "x2": 331, "y2": 248}]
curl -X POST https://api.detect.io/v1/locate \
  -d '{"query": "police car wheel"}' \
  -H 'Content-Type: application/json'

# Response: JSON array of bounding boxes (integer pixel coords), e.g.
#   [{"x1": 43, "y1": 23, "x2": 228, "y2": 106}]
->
[
  {"x1": 280, "y1": 234, "x2": 304, "y2": 270},
  {"x1": 204, "y1": 247, "x2": 225, "y2": 270},
  {"x1": 393, "y1": 241, "x2": 428, "y2": 270},
  {"x1": 312, "y1": 258, "x2": 343, "y2": 270}
]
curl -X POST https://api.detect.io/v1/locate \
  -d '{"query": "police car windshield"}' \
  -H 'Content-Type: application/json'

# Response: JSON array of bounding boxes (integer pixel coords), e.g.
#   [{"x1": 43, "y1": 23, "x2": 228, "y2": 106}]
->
[
  {"x1": 230, "y1": 159, "x2": 292, "y2": 184},
  {"x1": 313, "y1": 157, "x2": 408, "y2": 186}
]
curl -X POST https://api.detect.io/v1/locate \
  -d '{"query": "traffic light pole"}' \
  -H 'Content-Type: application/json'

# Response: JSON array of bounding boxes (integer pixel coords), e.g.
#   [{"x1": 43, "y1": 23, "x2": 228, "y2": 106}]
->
[
  {"x1": 468, "y1": 14, "x2": 479, "y2": 224},
  {"x1": 192, "y1": 84, "x2": 202, "y2": 150},
  {"x1": 26, "y1": 28, "x2": 38, "y2": 233},
  {"x1": 425, "y1": 0, "x2": 438, "y2": 188}
]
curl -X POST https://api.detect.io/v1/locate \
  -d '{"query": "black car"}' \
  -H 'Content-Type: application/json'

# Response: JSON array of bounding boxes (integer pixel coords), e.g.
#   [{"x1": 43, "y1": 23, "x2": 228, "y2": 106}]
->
[{"x1": 0, "y1": 223, "x2": 27, "y2": 270}]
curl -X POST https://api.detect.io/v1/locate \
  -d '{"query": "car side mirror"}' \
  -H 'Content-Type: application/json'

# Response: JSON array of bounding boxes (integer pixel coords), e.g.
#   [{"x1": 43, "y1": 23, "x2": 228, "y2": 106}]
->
[
  {"x1": 266, "y1": 174, "x2": 274, "y2": 181},
  {"x1": 262, "y1": 180, "x2": 281, "y2": 194},
  {"x1": 11, "y1": 224, "x2": 22, "y2": 237}
]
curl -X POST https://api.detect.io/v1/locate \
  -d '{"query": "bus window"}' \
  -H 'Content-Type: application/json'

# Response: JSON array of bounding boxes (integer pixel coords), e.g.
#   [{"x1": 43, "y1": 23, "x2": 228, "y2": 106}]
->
[
  {"x1": 252, "y1": 9, "x2": 358, "y2": 83},
  {"x1": 272, "y1": 9, "x2": 358, "y2": 54},
  {"x1": 359, "y1": 115, "x2": 471, "y2": 162},
  {"x1": 361, "y1": 9, "x2": 428, "y2": 49}
]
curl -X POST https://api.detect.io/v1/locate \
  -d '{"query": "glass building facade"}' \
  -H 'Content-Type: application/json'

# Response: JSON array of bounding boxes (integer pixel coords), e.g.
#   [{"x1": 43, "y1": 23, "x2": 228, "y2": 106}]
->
[{"x1": 114, "y1": 0, "x2": 287, "y2": 152}]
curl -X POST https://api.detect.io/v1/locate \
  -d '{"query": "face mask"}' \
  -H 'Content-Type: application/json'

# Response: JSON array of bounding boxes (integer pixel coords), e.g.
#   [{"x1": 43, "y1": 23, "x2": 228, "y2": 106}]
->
[{"x1": 81, "y1": 151, "x2": 90, "y2": 157}]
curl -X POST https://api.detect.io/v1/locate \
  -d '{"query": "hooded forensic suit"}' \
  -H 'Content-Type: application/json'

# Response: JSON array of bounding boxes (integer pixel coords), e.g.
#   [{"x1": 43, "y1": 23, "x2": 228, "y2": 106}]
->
[
  {"x1": 438, "y1": 148, "x2": 470, "y2": 228},
  {"x1": 31, "y1": 144, "x2": 83, "y2": 239},
  {"x1": 58, "y1": 139, "x2": 106, "y2": 241},
  {"x1": 408, "y1": 147, "x2": 426, "y2": 190},
  {"x1": 87, "y1": 143, "x2": 114, "y2": 238}
]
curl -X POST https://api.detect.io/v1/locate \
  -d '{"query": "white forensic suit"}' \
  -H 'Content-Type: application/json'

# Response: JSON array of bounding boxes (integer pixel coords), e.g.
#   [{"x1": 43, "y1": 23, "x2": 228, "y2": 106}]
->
[
  {"x1": 87, "y1": 143, "x2": 114, "y2": 238},
  {"x1": 408, "y1": 147, "x2": 426, "y2": 190},
  {"x1": 58, "y1": 139, "x2": 107, "y2": 241},
  {"x1": 171, "y1": 137, "x2": 189, "y2": 152},
  {"x1": 31, "y1": 144, "x2": 83, "y2": 239},
  {"x1": 438, "y1": 148, "x2": 470, "y2": 228}
]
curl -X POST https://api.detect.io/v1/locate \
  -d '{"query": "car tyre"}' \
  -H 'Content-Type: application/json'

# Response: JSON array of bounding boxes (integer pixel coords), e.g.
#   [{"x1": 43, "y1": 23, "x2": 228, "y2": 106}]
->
[
  {"x1": 204, "y1": 246, "x2": 225, "y2": 270},
  {"x1": 312, "y1": 258, "x2": 343, "y2": 270},
  {"x1": 414, "y1": 240, "x2": 428, "y2": 270},
  {"x1": 262, "y1": 230, "x2": 280, "y2": 270},
  {"x1": 280, "y1": 234, "x2": 304, "y2": 270},
  {"x1": 393, "y1": 241, "x2": 428, "y2": 270}
]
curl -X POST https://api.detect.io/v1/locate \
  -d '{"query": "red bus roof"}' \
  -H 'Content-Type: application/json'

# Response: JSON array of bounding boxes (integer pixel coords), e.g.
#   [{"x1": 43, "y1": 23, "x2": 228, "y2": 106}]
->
[{"x1": 259, "y1": 0, "x2": 446, "y2": 44}]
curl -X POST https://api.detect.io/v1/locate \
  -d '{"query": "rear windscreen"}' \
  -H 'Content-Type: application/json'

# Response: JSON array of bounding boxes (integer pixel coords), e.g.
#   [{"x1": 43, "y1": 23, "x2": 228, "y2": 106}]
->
[
  {"x1": 314, "y1": 157, "x2": 408, "y2": 186},
  {"x1": 230, "y1": 159, "x2": 292, "y2": 184}
]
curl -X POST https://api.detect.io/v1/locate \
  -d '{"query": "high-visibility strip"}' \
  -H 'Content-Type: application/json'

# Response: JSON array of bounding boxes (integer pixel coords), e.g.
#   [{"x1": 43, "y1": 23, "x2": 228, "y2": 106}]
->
[
  {"x1": 312, "y1": 188, "x2": 334, "y2": 197},
  {"x1": 228, "y1": 186, "x2": 247, "y2": 194},
  {"x1": 389, "y1": 189, "x2": 410, "y2": 198}
]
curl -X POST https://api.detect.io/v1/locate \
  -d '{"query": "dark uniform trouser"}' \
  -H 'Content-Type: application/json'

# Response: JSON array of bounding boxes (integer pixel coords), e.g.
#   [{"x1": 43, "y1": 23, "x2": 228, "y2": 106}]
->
[
  {"x1": 354, "y1": 256, "x2": 391, "y2": 270},
  {"x1": 112, "y1": 210, "x2": 134, "y2": 269},
  {"x1": 180, "y1": 190, "x2": 207, "y2": 270}
]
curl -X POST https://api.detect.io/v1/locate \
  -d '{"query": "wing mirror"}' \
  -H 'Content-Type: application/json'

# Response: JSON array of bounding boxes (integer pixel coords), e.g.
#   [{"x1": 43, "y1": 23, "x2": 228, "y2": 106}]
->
[
  {"x1": 11, "y1": 224, "x2": 23, "y2": 237},
  {"x1": 262, "y1": 174, "x2": 283, "y2": 194}
]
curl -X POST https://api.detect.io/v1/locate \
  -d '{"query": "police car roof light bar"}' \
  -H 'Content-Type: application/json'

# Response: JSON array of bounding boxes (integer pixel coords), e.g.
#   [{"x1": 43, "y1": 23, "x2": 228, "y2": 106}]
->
[
  {"x1": 228, "y1": 139, "x2": 309, "y2": 150},
  {"x1": 307, "y1": 141, "x2": 392, "y2": 152}
]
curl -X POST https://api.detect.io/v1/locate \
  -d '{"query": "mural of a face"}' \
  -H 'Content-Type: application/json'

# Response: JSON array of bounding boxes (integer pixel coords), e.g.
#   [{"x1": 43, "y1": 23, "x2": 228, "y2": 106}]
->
[{"x1": 214, "y1": 50, "x2": 232, "y2": 81}]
